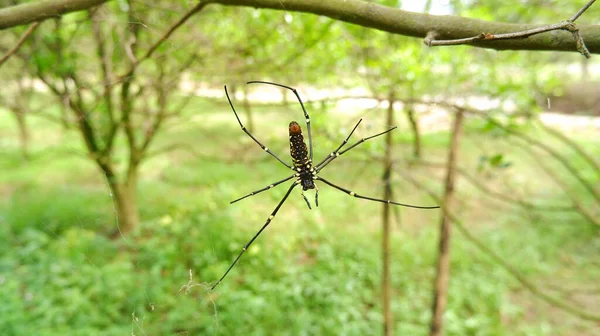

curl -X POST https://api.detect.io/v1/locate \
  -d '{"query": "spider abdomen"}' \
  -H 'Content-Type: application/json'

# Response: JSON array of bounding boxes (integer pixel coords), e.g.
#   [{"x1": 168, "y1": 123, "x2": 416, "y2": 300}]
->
[
  {"x1": 289, "y1": 121, "x2": 309, "y2": 166},
  {"x1": 289, "y1": 121, "x2": 315, "y2": 190}
]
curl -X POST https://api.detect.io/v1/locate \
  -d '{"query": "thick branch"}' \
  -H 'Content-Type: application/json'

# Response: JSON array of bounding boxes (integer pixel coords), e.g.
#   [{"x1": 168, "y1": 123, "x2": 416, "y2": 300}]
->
[
  {"x1": 204, "y1": 0, "x2": 600, "y2": 54},
  {"x1": 0, "y1": 0, "x2": 109, "y2": 29},
  {"x1": 2, "y1": 0, "x2": 600, "y2": 54}
]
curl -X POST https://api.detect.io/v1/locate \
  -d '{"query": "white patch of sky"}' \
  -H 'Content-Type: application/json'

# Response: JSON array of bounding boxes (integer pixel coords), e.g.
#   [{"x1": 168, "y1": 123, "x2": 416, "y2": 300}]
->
[{"x1": 401, "y1": 0, "x2": 453, "y2": 15}]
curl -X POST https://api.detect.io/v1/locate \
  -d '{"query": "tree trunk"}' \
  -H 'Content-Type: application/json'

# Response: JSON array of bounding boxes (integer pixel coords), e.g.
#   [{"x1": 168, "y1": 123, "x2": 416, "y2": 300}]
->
[
  {"x1": 429, "y1": 111, "x2": 464, "y2": 336},
  {"x1": 108, "y1": 173, "x2": 139, "y2": 235},
  {"x1": 405, "y1": 105, "x2": 421, "y2": 159},
  {"x1": 382, "y1": 90, "x2": 395, "y2": 336},
  {"x1": 11, "y1": 107, "x2": 29, "y2": 160}
]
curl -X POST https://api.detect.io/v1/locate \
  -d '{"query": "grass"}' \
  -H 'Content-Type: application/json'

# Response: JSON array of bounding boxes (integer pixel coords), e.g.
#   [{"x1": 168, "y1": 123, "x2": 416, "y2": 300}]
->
[{"x1": 0, "y1": 97, "x2": 598, "y2": 335}]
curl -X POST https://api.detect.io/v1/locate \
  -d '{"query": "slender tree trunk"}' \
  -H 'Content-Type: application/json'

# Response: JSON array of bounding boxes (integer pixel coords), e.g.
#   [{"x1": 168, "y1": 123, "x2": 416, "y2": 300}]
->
[
  {"x1": 405, "y1": 105, "x2": 421, "y2": 159},
  {"x1": 108, "y1": 175, "x2": 139, "y2": 235},
  {"x1": 59, "y1": 95, "x2": 71, "y2": 129},
  {"x1": 382, "y1": 90, "x2": 395, "y2": 336},
  {"x1": 243, "y1": 84, "x2": 254, "y2": 133},
  {"x1": 11, "y1": 107, "x2": 29, "y2": 160},
  {"x1": 405, "y1": 85, "x2": 421, "y2": 159},
  {"x1": 429, "y1": 111, "x2": 464, "y2": 336}
]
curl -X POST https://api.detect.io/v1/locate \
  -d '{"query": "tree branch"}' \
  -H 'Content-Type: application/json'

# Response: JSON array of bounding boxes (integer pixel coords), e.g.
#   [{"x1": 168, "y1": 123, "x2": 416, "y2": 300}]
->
[
  {"x1": 117, "y1": 1, "x2": 207, "y2": 81},
  {"x1": 0, "y1": 21, "x2": 39, "y2": 66},
  {"x1": 0, "y1": 0, "x2": 109, "y2": 29},
  {"x1": 513, "y1": 140, "x2": 600, "y2": 228},
  {"x1": 204, "y1": 0, "x2": 600, "y2": 54},
  {"x1": 536, "y1": 120, "x2": 600, "y2": 180},
  {"x1": 2, "y1": 0, "x2": 600, "y2": 55},
  {"x1": 425, "y1": 0, "x2": 596, "y2": 58},
  {"x1": 418, "y1": 160, "x2": 575, "y2": 213}
]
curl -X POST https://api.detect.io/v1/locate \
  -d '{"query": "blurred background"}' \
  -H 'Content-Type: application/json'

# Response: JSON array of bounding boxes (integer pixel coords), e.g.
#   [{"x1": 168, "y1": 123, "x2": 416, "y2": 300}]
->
[{"x1": 0, "y1": 0, "x2": 599, "y2": 335}]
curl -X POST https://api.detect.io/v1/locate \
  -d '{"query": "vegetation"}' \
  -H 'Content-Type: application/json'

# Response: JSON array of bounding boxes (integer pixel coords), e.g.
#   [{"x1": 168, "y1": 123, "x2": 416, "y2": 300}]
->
[{"x1": 1, "y1": 1, "x2": 599, "y2": 335}]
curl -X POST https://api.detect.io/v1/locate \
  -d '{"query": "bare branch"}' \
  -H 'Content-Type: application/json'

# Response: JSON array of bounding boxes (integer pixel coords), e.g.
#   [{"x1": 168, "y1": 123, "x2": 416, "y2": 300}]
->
[
  {"x1": 513, "y1": 141, "x2": 600, "y2": 228},
  {"x1": 89, "y1": 9, "x2": 119, "y2": 153},
  {"x1": 0, "y1": 21, "x2": 39, "y2": 66},
  {"x1": 396, "y1": 100, "x2": 600, "y2": 204},
  {"x1": 570, "y1": 0, "x2": 596, "y2": 22},
  {"x1": 536, "y1": 120, "x2": 600, "y2": 180},
  {"x1": 118, "y1": 1, "x2": 208, "y2": 81},
  {"x1": 139, "y1": 62, "x2": 168, "y2": 155},
  {"x1": 418, "y1": 160, "x2": 575, "y2": 212}
]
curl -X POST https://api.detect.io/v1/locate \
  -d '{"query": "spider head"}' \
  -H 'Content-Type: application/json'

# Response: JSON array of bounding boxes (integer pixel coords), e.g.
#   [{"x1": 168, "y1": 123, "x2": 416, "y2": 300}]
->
[{"x1": 301, "y1": 178, "x2": 315, "y2": 191}]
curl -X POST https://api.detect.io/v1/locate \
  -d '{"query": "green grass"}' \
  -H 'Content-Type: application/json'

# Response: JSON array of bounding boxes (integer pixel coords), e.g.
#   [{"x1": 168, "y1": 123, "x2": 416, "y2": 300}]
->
[{"x1": 0, "y1": 97, "x2": 598, "y2": 335}]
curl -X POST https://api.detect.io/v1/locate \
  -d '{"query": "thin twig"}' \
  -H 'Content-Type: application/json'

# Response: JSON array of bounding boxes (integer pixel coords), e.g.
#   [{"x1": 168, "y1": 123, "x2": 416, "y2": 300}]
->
[
  {"x1": 418, "y1": 160, "x2": 575, "y2": 212},
  {"x1": 536, "y1": 120, "x2": 600, "y2": 180},
  {"x1": 570, "y1": 0, "x2": 597, "y2": 22},
  {"x1": 401, "y1": 100, "x2": 600, "y2": 204},
  {"x1": 513, "y1": 140, "x2": 600, "y2": 228},
  {"x1": 0, "y1": 21, "x2": 39, "y2": 66},
  {"x1": 118, "y1": 1, "x2": 207, "y2": 81},
  {"x1": 425, "y1": 1, "x2": 596, "y2": 58}
]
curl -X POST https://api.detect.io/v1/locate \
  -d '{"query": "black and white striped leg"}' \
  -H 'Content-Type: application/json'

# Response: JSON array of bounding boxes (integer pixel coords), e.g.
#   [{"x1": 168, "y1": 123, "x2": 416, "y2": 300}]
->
[
  {"x1": 247, "y1": 81, "x2": 313, "y2": 161},
  {"x1": 314, "y1": 119, "x2": 363, "y2": 168},
  {"x1": 231, "y1": 173, "x2": 298, "y2": 204},
  {"x1": 315, "y1": 184, "x2": 319, "y2": 207},
  {"x1": 301, "y1": 191, "x2": 312, "y2": 210},
  {"x1": 317, "y1": 177, "x2": 440, "y2": 209},
  {"x1": 212, "y1": 181, "x2": 299, "y2": 290},
  {"x1": 225, "y1": 85, "x2": 293, "y2": 170},
  {"x1": 316, "y1": 125, "x2": 397, "y2": 173}
]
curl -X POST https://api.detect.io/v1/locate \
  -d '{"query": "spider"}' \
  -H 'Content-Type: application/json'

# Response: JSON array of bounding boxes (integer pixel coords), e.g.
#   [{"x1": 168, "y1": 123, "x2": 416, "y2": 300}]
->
[{"x1": 211, "y1": 81, "x2": 439, "y2": 290}]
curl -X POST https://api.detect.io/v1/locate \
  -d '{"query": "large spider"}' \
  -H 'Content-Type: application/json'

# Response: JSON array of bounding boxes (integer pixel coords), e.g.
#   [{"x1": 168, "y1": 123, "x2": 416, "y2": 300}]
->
[{"x1": 211, "y1": 81, "x2": 439, "y2": 289}]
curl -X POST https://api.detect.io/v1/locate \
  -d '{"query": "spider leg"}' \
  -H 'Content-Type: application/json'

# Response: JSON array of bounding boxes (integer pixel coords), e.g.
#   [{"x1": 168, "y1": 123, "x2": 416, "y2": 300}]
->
[
  {"x1": 211, "y1": 181, "x2": 299, "y2": 290},
  {"x1": 316, "y1": 176, "x2": 440, "y2": 209},
  {"x1": 315, "y1": 184, "x2": 319, "y2": 207},
  {"x1": 301, "y1": 191, "x2": 312, "y2": 210},
  {"x1": 316, "y1": 124, "x2": 397, "y2": 172},
  {"x1": 247, "y1": 81, "x2": 313, "y2": 161},
  {"x1": 231, "y1": 173, "x2": 298, "y2": 204},
  {"x1": 314, "y1": 118, "x2": 363, "y2": 168},
  {"x1": 225, "y1": 85, "x2": 293, "y2": 170}
]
